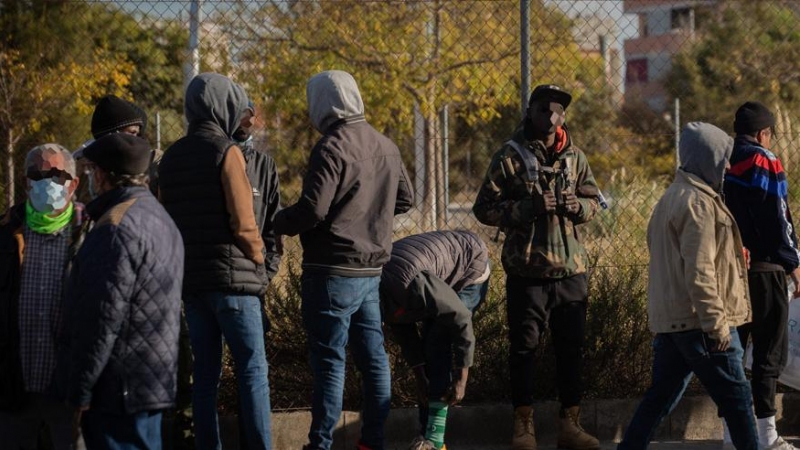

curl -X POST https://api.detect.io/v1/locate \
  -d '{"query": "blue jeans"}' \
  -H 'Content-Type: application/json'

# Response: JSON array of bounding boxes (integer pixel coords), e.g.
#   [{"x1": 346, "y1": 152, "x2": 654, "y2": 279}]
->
[
  {"x1": 81, "y1": 410, "x2": 162, "y2": 450},
  {"x1": 184, "y1": 293, "x2": 271, "y2": 450},
  {"x1": 418, "y1": 281, "x2": 488, "y2": 430},
  {"x1": 301, "y1": 274, "x2": 391, "y2": 450},
  {"x1": 618, "y1": 329, "x2": 757, "y2": 450}
]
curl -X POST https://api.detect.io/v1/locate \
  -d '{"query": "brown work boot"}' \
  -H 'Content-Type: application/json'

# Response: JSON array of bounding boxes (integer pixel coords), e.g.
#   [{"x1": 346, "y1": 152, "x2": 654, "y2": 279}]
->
[
  {"x1": 512, "y1": 406, "x2": 537, "y2": 450},
  {"x1": 557, "y1": 406, "x2": 600, "y2": 450}
]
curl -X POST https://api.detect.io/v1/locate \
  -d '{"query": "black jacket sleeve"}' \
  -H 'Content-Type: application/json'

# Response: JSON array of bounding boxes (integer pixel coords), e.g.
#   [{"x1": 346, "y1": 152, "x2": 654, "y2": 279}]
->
[
  {"x1": 274, "y1": 144, "x2": 341, "y2": 237},
  {"x1": 262, "y1": 157, "x2": 282, "y2": 280},
  {"x1": 395, "y1": 161, "x2": 414, "y2": 215}
]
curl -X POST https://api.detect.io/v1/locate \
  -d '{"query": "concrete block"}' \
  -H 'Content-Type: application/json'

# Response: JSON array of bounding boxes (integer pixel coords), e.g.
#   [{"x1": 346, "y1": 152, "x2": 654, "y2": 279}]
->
[
  {"x1": 272, "y1": 411, "x2": 312, "y2": 449},
  {"x1": 593, "y1": 398, "x2": 670, "y2": 442},
  {"x1": 669, "y1": 396, "x2": 721, "y2": 441}
]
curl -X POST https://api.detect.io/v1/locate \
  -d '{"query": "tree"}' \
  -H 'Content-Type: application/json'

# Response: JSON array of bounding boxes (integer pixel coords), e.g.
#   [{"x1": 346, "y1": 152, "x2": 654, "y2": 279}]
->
[
  {"x1": 234, "y1": 0, "x2": 600, "y2": 231},
  {"x1": 667, "y1": 2, "x2": 800, "y2": 159},
  {"x1": 0, "y1": 1, "x2": 189, "y2": 207}
]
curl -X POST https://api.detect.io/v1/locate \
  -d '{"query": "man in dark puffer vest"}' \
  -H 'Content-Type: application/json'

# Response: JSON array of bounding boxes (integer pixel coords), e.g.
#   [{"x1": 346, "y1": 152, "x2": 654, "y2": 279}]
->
[
  {"x1": 158, "y1": 72, "x2": 273, "y2": 450},
  {"x1": 380, "y1": 230, "x2": 490, "y2": 450},
  {"x1": 63, "y1": 133, "x2": 184, "y2": 449}
]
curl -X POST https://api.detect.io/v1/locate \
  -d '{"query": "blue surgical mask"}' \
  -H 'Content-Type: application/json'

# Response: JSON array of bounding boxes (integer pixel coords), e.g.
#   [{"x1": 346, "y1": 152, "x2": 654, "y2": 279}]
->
[{"x1": 29, "y1": 178, "x2": 71, "y2": 214}]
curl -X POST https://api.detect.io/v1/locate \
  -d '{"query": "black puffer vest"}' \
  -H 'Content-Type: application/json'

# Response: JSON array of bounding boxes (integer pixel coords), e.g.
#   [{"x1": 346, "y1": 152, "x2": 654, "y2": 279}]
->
[{"x1": 159, "y1": 122, "x2": 266, "y2": 296}]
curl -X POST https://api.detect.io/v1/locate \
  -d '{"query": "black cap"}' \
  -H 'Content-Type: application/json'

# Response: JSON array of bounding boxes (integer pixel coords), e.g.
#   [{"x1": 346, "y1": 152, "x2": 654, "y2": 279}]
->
[
  {"x1": 529, "y1": 84, "x2": 572, "y2": 109},
  {"x1": 734, "y1": 101, "x2": 775, "y2": 135},
  {"x1": 83, "y1": 133, "x2": 151, "y2": 175},
  {"x1": 91, "y1": 95, "x2": 147, "y2": 139}
]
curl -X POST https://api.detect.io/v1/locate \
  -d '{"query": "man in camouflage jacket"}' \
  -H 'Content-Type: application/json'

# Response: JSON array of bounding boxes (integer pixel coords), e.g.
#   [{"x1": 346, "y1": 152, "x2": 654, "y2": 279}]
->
[{"x1": 473, "y1": 85, "x2": 600, "y2": 450}]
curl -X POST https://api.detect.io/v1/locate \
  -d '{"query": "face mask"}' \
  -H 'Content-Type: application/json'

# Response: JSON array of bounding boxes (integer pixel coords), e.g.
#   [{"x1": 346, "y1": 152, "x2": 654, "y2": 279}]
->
[
  {"x1": 86, "y1": 170, "x2": 99, "y2": 199},
  {"x1": 29, "y1": 178, "x2": 71, "y2": 214},
  {"x1": 528, "y1": 101, "x2": 566, "y2": 134}
]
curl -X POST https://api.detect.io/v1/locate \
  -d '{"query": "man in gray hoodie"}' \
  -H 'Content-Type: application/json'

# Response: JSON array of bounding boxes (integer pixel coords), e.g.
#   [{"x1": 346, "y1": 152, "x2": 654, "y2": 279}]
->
[
  {"x1": 617, "y1": 122, "x2": 757, "y2": 450},
  {"x1": 159, "y1": 73, "x2": 273, "y2": 450},
  {"x1": 274, "y1": 70, "x2": 413, "y2": 450}
]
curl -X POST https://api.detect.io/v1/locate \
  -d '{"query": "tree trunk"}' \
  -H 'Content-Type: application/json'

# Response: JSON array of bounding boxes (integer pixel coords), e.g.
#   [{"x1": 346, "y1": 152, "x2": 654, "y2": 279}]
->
[
  {"x1": 434, "y1": 112, "x2": 445, "y2": 230},
  {"x1": 422, "y1": 113, "x2": 437, "y2": 231},
  {"x1": 5, "y1": 129, "x2": 14, "y2": 210}
]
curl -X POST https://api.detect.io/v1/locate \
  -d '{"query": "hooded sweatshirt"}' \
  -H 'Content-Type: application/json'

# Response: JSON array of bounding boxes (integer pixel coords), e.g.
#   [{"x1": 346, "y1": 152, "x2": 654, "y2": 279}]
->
[
  {"x1": 647, "y1": 122, "x2": 750, "y2": 340},
  {"x1": 159, "y1": 72, "x2": 267, "y2": 295},
  {"x1": 273, "y1": 70, "x2": 413, "y2": 277}
]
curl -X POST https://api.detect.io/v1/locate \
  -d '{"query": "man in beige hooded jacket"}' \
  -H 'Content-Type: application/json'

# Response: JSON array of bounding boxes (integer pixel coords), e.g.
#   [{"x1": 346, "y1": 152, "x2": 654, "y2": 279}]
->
[{"x1": 618, "y1": 122, "x2": 757, "y2": 450}]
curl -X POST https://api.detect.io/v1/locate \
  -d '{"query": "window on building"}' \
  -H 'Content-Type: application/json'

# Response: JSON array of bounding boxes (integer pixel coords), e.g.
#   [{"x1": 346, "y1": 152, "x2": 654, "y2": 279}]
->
[
  {"x1": 627, "y1": 58, "x2": 648, "y2": 84},
  {"x1": 671, "y1": 7, "x2": 693, "y2": 30}
]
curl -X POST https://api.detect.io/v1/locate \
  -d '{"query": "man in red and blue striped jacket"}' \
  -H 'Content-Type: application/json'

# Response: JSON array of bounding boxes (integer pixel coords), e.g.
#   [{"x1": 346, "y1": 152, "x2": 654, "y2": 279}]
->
[{"x1": 723, "y1": 101, "x2": 800, "y2": 450}]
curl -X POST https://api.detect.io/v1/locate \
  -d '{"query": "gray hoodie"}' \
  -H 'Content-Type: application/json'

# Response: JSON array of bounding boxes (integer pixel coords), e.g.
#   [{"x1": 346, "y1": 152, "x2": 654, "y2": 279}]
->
[
  {"x1": 184, "y1": 72, "x2": 249, "y2": 137},
  {"x1": 274, "y1": 70, "x2": 414, "y2": 276},
  {"x1": 306, "y1": 70, "x2": 366, "y2": 133},
  {"x1": 679, "y1": 121, "x2": 734, "y2": 191}
]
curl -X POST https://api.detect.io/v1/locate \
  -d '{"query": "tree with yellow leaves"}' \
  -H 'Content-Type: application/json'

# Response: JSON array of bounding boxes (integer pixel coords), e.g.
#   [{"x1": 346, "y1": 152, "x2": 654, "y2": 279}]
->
[{"x1": 235, "y1": 0, "x2": 608, "y2": 230}]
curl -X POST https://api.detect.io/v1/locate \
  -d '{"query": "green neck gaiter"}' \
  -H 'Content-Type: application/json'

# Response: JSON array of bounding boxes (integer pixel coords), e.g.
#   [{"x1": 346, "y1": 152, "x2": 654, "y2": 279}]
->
[{"x1": 26, "y1": 201, "x2": 73, "y2": 234}]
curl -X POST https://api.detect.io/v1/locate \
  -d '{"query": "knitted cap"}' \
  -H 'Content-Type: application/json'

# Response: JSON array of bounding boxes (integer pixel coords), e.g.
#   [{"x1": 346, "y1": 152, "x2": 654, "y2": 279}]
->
[
  {"x1": 82, "y1": 133, "x2": 151, "y2": 175},
  {"x1": 90, "y1": 95, "x2": 147, "y2": 139},
  {"x1": 733, "y1": 101, "x2": 775, "y2": 135}
]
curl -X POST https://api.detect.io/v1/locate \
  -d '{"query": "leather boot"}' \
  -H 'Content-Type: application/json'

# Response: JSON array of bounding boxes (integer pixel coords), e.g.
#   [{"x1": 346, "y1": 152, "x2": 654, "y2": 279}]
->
[
  {"x1": 557, "y1": 406, "x2": 600, "y2": 450},
  {"x1": 512, "y1": 406, "x2": 537, "y2": 450}
]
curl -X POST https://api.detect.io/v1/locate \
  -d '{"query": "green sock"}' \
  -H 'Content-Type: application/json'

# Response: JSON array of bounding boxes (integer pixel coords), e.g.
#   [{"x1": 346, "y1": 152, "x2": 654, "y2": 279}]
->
[{"x1": 425, "y1": 401, "x2": 448, "y2": 449}]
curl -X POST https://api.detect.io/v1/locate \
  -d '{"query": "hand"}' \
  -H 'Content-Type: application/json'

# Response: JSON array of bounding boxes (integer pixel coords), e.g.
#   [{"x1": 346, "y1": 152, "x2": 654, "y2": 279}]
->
[
  {"x1": 442, "y1": 367, "x2": 469, "y2": 406},
  {"x1": 412, "y1": 365, "x2": 429, "y2": 405},
  {"x1": 743, "y1": 247, "x2": 750, "y2": 270},
  {"x1": 533, "y1": 191, "x2": 557, "y2": 214},
  {"x1": 72, "y1": 405, "x2": 89, "y2": 445},
  {"x1": 711, "y1": 333, "x2": 732, "y2": 352},
  {"x1": 564, "y1": 193, "x2": 581, "y2": 215},
  {"x1": 791, "y1": 268, "x2": 800, "y2": 298}
]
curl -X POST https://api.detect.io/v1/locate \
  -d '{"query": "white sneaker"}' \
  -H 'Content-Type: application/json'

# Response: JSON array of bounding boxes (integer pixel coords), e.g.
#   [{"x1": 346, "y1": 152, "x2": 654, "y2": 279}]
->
[
  {"x1": 765, "y1": 437, "x2": 800, "y2": 450},
  {"x1": 408, "y1": 435, "x2": 436, "y2": 450}
]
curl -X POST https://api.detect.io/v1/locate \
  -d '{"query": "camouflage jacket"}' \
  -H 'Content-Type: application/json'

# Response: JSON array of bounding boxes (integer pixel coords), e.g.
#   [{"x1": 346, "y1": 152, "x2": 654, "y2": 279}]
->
[{"x1": 473, "y1": 127, "x2": 599, "y2": 279}]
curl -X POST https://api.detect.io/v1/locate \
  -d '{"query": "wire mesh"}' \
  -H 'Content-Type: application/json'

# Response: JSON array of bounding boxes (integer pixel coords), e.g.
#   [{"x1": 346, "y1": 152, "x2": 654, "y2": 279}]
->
[{"x1": 3, "y1": 0, "x2": 799, "y2": 408}]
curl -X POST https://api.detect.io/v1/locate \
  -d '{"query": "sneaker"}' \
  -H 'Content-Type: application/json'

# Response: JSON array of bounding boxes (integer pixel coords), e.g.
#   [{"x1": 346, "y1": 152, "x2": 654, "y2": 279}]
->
[
  {"x1": 766, "y1": 437, "x2": 800, "y2": 450},
  {"x1": 408, "y1": 435, "x2": 436, "y2": 450}
]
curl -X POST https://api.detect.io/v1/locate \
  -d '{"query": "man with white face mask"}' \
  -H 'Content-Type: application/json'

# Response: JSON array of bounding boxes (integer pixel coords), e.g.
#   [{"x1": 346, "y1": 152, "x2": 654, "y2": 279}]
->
[{"x1": 0, "y1": 144, "x2": 85, "y2": 449}]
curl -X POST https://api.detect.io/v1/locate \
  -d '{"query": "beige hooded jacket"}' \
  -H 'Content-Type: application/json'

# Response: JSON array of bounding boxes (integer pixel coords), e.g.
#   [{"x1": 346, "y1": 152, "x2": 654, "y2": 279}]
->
[{"x1": 647, "y1": 122, "x2": 750, "y2": 341}]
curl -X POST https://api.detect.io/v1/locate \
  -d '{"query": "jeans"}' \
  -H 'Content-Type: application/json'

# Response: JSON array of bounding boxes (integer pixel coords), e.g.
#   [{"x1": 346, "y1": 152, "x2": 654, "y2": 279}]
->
[
  {"x1": 0, "y1": 392, "x2": 78, "y2": 450},
  {"x1": 184, "y1": 293, "x2": 271, "y2": 450},
  {"x1": 506, "y1": 274, "x2": 588, "y2": 408},
  {"x1": 618, "y1": 329, "x2": 757, "y2": 450},
  {"x1": 81, "y1": 410, "x2": 162, "y2": 450},
  {"x1": 301, "y1": 274, "x2": 391, "y2": 450},
  {"x1": 738, "y1": 270, "x2": 789, "y2": 418},
  {"x1": 418, "y1": 280, "x2": 489, "y2": 430}
]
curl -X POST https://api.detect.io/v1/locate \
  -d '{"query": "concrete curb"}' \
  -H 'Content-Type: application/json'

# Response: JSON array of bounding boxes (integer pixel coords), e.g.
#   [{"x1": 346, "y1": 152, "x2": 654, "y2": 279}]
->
[{"x1": 197, "y1": 393, "x2": 800, "y2": 449}]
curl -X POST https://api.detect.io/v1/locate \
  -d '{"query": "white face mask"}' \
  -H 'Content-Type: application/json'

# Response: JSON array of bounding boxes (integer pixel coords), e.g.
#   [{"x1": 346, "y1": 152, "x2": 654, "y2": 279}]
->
[{"x1": 29, "y1": 178, "x2": 71, "y2": 213}]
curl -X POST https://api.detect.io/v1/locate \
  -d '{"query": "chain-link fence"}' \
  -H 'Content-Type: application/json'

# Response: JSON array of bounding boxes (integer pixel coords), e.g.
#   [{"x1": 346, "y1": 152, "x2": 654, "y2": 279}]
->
[{"x1": 3, "y1": 0, "x2": 800, "y2": 408}]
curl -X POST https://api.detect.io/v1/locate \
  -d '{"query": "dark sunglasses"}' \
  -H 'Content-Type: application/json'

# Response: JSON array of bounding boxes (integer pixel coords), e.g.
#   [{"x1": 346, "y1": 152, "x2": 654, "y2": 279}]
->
[{"x1": 26, "y1": 168, "x2": 74, "y2": 183}]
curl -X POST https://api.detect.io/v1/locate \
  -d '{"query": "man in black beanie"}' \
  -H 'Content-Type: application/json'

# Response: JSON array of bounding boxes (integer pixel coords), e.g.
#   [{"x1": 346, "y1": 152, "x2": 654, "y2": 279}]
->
[
  {"x1": 61, "y1": 133, "x2": 183, "y2": 449},
  {"x1": 723, "y1": 101, "x2": 800, "y2": 450},
  {"x1": 90, "y1": 95, "x2": 147, "y2": 139}
]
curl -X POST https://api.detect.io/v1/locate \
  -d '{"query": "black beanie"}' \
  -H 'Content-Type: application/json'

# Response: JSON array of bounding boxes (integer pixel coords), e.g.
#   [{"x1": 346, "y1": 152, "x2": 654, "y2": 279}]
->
[
  {"x1": 91, "y1": 95, "x2": 147, "y2": 139},
  {"x1": 83, "y1": 133, "x2": 151, "y2": 175},
  {"x1": 733, "y1": 101, "x2": 775, "y2": 135}
]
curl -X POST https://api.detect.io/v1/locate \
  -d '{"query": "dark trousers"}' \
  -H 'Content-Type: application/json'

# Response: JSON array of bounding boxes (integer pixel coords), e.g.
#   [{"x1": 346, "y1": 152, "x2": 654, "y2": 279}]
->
[
  {"x1": 738, "y1": 270, "x2": 789, "y2": 418},
  {"x1": 507, "y1": 274, "x2": 587, "y2": 408}
]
